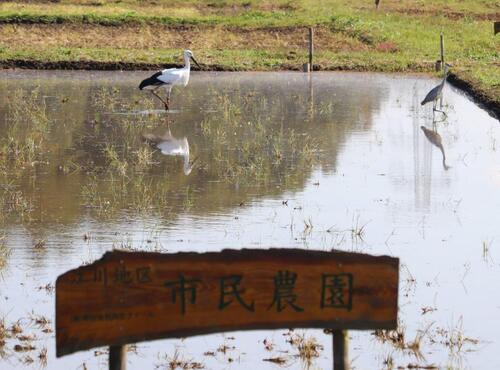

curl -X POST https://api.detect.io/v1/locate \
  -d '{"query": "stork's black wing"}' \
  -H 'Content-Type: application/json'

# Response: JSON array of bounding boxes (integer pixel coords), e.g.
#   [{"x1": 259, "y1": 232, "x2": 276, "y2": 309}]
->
[{"x1": 139, "y1": 71, "x2": 164, "y2": 90}]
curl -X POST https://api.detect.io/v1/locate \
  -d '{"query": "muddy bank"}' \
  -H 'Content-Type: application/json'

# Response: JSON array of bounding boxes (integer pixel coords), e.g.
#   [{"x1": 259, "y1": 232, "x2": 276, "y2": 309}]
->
[
  {"x1": 447, "y1": 73, "x2": 500, "y2": 121},
  {"x1": 1, "y1": 59, "x2": 498, "y2": 120},
  {"x1": 0, "y1": 59, "x2": 244, "y2": 71}
]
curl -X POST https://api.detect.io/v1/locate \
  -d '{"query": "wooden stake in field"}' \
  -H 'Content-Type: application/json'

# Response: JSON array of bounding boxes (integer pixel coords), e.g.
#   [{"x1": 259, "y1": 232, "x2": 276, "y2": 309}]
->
[
  {"x1": 495, "y1": 21, "x2": 500, "y2": 35},
  {"x1": 440, "y1": 32, "x2": 445, "y2": 71},
  {"x1": 309, "y1": 27, "x2": 314, "y2": 68},
  {"x1": 303, "y1": 27, "x2": 314, "y2": 72}
]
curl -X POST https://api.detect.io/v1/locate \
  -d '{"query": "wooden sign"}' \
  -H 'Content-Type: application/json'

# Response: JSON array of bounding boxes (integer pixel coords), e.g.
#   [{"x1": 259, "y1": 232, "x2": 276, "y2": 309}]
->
[{"x1": 56, "y1": 249, "x2": 399, "y2": 357}]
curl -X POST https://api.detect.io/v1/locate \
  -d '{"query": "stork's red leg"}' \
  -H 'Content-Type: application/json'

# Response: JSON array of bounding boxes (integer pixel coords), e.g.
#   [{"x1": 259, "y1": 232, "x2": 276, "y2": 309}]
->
[
  {"x1": 151, "y1": 87, "x2": 169, "y2": 111},
  {"x1": 166, "y1": 87, "x2": 172, "y2": 111}
]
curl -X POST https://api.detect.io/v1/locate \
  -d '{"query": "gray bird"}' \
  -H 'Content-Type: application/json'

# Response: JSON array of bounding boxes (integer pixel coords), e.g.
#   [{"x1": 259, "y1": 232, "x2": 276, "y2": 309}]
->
[{"x1": 421, "y1": 64, "x2": 450, "y2": 116}]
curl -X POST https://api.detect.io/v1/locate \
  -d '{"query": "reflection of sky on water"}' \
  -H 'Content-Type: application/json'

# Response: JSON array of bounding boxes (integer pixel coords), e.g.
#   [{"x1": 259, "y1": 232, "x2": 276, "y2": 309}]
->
[{"x1": 0, "y1": 71, "x2": 499, "y2": 369}]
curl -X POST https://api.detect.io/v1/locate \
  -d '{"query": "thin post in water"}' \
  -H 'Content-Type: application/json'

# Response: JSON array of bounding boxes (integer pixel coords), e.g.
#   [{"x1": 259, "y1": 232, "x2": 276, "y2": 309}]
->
[
  {"x1": 333, "y1": 330, "x2": 349, "y2": 370},
  {"x1": 109, "y1": 345, "x2": 127, "y2": 370}
]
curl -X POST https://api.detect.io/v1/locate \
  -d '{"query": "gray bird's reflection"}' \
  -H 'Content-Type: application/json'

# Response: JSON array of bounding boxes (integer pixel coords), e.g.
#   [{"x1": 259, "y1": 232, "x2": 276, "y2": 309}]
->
[
  {"x1": 420, "y1": 125, "x2": 450, "y2": 170},
  {"x1": 143, "y1": 127, "x2": 196, "y2": 175}
]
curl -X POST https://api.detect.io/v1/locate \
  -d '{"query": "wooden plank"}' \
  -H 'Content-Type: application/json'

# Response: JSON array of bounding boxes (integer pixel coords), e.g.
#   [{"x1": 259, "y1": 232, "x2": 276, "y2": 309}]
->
[{"x1": 56, "y1": 248, "x2": 399, "y2": 357}]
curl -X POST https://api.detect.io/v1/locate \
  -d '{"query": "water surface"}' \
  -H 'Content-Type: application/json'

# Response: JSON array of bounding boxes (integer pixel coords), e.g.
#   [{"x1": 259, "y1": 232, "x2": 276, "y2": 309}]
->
[{"x1": 0, "y1": 71, "x2": 499, "y2": 370}]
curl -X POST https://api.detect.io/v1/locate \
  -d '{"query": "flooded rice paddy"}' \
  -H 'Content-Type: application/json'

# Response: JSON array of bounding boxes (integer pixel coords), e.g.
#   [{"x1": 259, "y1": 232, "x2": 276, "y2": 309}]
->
[{"x1": 0, "y1": 71, "x2": 499, "y2": 369}]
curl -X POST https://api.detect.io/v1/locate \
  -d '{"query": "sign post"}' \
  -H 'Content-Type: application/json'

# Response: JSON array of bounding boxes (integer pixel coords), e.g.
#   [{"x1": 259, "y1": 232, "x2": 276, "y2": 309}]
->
[
  {"x1": 56, "y1": 248, "x2": 399, "y2": 369},
  {"x1": 332, "y1": 330, "x2": 348, "y2": 370},
  {"x1": 109, "y1": 345, "x2": 126, "y2": 370}
]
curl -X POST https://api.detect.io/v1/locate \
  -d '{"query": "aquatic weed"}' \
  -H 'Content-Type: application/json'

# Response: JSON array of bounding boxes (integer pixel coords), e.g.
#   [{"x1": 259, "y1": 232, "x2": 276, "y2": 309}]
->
[
  {"x1": 8, "y1": 88, "x2": 50, "y2": 132},
  {"x1": 104, "y1": 143, "x2": 128, "y2": 176},
  {"x1": 284, "y1": 331, "x2": 323, "y2": 366},
  {"x1": 134, "y1": 145, "x2": 156, "y2": 170},
  {"x1": 156, "y1": 348, "x2": 205, "y2": 370},
  {"x1": 0, "y1": 235, "x2": 10, "y2": 273}
]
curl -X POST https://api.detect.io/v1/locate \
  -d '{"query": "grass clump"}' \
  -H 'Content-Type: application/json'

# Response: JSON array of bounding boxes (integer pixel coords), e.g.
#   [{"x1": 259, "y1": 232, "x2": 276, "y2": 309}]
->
[
  {"x1": 284, "y1": 330, "x2": 323, "y2": 366},
  {"x1": 0, "y1": 187, "x2": 34, "y2": 222},
  {"x1": 0, "y1": 234, "x2": 10, "y2": 273},
  {"x1": 0, "y1": 88, "x2": 51, "y2": 171}
]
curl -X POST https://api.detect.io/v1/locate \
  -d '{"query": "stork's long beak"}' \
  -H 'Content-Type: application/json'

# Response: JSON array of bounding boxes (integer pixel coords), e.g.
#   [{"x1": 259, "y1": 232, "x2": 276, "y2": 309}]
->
[{"x1": 191, "y1": 56, "x2": 201, "y2": 70}]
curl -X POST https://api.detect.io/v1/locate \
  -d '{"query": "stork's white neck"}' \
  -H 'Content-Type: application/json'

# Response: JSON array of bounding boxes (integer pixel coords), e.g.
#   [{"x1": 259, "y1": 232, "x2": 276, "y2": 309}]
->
[
  {"x1": 440, "y1": 71, "x2": 448, "y2": 85},
  {"x1": 183, "y1": 54, "x2": 191, "y2": 69},
  {"x1": 442, "y1": 67, "x2": 450, "y2": 81}
]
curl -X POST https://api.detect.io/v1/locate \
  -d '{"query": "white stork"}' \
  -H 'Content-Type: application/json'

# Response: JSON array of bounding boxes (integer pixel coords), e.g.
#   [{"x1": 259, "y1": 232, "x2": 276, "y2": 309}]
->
[{"x1": 139, "y1": 50, "x2": 201, "y2": 111}]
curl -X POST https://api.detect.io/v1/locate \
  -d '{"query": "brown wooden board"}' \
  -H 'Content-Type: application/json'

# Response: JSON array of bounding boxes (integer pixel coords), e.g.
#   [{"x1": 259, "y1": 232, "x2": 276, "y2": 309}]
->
[{"x1": 56, "y1": 248, "x2": 399, "y2": 357}]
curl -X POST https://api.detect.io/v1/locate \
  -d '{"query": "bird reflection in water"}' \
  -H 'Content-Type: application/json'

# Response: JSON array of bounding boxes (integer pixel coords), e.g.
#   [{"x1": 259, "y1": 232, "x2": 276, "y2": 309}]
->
[
  {"x1": 420, "y1": 125, "x2": 450, "y2": 170},
  {"x1": 143, "y1": 121, "x2": 197, "y2": 175}
]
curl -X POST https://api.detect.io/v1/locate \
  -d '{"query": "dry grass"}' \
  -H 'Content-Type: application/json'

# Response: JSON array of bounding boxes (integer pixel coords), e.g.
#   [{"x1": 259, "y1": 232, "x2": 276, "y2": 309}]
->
[
  {"x1": 355, "y1": 1, "x2": 499, "y2": 20},
  {"x1": 0, "y1": 24, "x2": 369, "y2": 52},
  {"x1": 10, "y1": 321, "x2": 22, "y2": 335},
  {"x1": 284, "y1": 331, "x2": 323, "y2": 366},
  {"x1": 374, "y1": 326, "x2": 406, "y2": 350},
  {"x1": 1, "y1": 0, "x2": 497, "y2": 22},
  {"x1": 0, "y1": 318, "x2": 7, "y2": 344},
  {"x1": 28, "y1": 312, "x2": 51, "y2": 331},
  {"x1": 263, "y1": 356, "x2": 288, "y2": 365},
  {"x1": 2, "y1": 189, "x2": 33, "y2": 216},
  {"x1": 156, "y1": 349, "x2": 205, "y2": 370},
  {"x1": 13, "y1": 343, "x2": 36, "y2": 352},
  {"x1": 432, "y1": 317, "x2": 479, "y2": 355},
  {"x1": 38, "y1": 347, "x2": 47, "y2": 367},
  {"x1": 0, "y1": 313, "x2": 54, "y2": 363},
  {"x1": 373, "y1": 322, "x2": 432, "y2": 361},
  {"x1": 0, "y1": 235, "x2": 10, "y2": 273},
  {"x1": 33, "y1": 239, "x2": 46, "y2": 249}
]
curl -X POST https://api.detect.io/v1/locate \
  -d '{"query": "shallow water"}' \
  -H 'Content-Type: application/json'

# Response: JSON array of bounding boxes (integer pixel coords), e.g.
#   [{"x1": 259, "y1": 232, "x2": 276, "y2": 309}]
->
[{"x1": 0, "y1": 71, "x2": 499, "y2": 369}]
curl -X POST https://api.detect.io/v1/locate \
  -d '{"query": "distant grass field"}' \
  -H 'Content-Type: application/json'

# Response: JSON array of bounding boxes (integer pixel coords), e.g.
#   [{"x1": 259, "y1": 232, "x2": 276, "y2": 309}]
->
[{"x1": 0, "y1": 0, "x2": 498, "y2": 108}]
